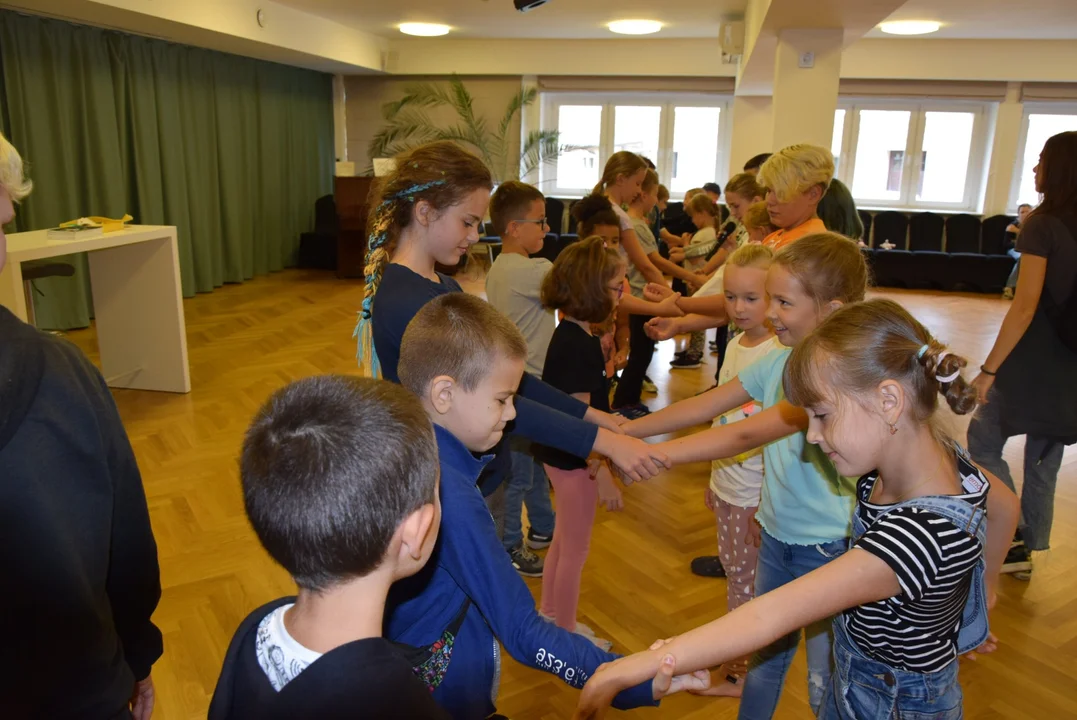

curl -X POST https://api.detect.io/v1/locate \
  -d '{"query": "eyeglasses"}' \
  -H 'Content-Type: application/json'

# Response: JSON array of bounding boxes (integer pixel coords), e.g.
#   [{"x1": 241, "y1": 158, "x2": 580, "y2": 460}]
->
[
  {"x1": 607, "y1": 283, "x2": 625, "y2": 298},
  {"x1": 515, "y1": 217, "x2": 549, "y2": 228}
]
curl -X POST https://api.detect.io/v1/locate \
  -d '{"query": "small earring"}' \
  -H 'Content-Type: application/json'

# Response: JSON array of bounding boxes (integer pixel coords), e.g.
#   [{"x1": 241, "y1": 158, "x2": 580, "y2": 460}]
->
[{"x1": 888, "y1": 422, "x2": 898, "y2": 436}]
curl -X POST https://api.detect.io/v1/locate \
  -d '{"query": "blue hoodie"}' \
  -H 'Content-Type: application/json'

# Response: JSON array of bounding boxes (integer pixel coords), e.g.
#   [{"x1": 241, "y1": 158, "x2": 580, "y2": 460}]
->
[{"x1": 384, "y1": 424, "x2": 656, "y2": 718}]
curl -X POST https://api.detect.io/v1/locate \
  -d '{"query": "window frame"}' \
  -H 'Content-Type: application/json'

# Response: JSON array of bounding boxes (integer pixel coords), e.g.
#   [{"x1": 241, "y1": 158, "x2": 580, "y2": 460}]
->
[
  {"x1": 833, "y1": 98, "x2": 992, "y2": 212},
  {"x1": 540, "y1": 92, "x2": 731, "y2": 198},
  {"x1": 1008, "y1": 102, "x2": 1077, "y2": 212}
]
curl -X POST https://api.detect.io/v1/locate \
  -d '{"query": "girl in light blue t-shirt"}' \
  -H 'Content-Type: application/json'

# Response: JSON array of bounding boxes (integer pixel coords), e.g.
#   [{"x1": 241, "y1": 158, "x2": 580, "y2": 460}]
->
[{"x1": 625, "y1": 233, "x2": 869, "y2": 718}]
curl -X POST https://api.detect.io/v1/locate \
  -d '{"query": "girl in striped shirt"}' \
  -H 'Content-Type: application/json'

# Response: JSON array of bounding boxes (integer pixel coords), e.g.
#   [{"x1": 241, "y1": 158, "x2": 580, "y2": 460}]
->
[{"x1": 575, "y1": 299, "x2": 1020, "y2": 720}]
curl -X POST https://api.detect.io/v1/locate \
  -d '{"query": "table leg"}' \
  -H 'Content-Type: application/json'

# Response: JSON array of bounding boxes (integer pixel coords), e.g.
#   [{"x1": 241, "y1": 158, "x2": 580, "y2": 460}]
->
[{"x1": 87, "y1": 232, "x2": 191, "y2": 393}]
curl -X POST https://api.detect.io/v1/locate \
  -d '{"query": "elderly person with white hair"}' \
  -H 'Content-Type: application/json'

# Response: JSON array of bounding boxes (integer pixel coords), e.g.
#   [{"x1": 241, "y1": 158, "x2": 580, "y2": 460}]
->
[{"x1": 0, "y1": 132, "x2": 162, "y2": 720}]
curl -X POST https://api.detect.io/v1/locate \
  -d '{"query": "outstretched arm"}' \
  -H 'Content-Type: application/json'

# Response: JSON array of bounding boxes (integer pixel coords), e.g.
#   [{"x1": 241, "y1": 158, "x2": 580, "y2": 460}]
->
[
  {"x1": 574, "y1": 549, "x2": 901, "y2": 716},
  {"x1": 623, "y1": 378, "x2": 752, "y2": 439},
  {"x1": 655, "y1": 400, "x2": 807, "y2": 466}
]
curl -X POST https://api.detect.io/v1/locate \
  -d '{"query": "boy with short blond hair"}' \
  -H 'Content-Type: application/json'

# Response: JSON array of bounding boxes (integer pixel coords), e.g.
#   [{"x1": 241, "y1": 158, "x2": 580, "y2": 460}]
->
[
  {"x1": 485, "y1": 180, "x2": 557, "y2": 575},
  {"x1": 392, "y1": 293, "x2": 687, "y2": 719}
]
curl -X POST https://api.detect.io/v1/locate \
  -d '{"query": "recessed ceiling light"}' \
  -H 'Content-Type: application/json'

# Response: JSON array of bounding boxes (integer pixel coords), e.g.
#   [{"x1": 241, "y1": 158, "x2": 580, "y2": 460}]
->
[
  {"x1": 608, "y1": 19, "x2": 663, "y2": 35},
  {"x1": 879, "y1": 20, "x2": 941, "y2": 35},
  {"x1": 399, "y1": 22, "x2": 451, "y2": 37}
]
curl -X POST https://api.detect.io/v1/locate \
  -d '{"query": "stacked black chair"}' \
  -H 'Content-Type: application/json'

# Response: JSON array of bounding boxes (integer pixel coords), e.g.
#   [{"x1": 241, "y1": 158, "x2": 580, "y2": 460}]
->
[
  {"x1": 980, "y1": 214, "x2": 1017, "y2": 293},
  {"x1": 662, "y1": 201, "x2": 694, "y2": 237},
  {"x1": 545, "y1": 197, "x2": 566, "y2": 236},
  {"x1": 908, "y1": 212, "x2": 948, "y2": 289},
  {"x1": 566, "y1": 199, "x2": 580, "y2": 234},
  {"x1": 870, "y1": 211, "x2": 914, "y2": 288},
  {"x1": 944, "y1": 214, "x2": 988, "y2": 291},
  {"x1": 858, "y1": 210, "x2": 875, "y2": 245}
]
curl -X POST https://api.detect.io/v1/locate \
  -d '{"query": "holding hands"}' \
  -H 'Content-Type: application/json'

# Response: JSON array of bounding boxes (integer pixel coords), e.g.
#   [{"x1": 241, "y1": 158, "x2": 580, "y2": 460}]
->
[{"x1": 645, "y1": 316, "x2": 682, "y2": 341}]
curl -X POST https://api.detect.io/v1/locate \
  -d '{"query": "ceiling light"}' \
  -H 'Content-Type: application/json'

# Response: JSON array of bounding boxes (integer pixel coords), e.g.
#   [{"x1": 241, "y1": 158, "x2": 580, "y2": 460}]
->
[
  {"x1": 608, "y1": 19, "x2": 663, "y2": 35},
  {"x1": 399, "y1": 22, "x2": 451, "y2": 37},
  {"x1": 879, "y1": 20, "x2": 941, "y2": 36}
]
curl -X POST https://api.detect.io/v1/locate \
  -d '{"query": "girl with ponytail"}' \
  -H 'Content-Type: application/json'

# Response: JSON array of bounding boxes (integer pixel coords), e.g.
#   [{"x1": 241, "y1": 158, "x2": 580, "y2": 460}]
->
[
  {"x1": 575, "y1": 298, "x2": 1020, "y2": 720},
  {"x1": 354, "y1": 141, "x2": 669, "y2": 486}
]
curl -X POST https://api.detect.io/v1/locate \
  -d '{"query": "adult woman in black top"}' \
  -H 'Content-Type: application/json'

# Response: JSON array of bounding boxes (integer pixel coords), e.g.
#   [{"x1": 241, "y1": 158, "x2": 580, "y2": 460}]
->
[{"x1": 967, "y1": 131, "x2": 1077, "y2": 579}]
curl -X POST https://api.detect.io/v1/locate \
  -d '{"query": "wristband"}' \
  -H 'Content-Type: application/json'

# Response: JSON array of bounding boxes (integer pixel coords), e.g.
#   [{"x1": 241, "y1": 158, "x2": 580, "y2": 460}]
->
[{"x1": 980, "y1": 365, "x2": 997, "y2": 376}]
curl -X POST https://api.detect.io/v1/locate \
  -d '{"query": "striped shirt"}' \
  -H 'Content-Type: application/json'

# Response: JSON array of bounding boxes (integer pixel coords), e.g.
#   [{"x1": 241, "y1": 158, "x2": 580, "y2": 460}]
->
[{"x1": 844, "y1": 454, "x2": 989, "y2": 674}]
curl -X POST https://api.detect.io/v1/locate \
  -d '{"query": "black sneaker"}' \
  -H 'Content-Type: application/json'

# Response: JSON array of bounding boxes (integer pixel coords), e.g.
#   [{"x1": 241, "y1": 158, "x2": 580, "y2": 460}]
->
[
  {"x1": 1002, "y1": 544, "x2": 1032, "y2": 580},
  {"x1": 526, "y1": 528, "x2": 553, "y2": 550},
  {"x1": 690, "y1": 555, "x2": 727, "y2": 578},
  {"x1": 614, "y1": 403, "x2": 651, "y2": 420},
  {"x1": 508, "y1": 545, "x2": 544, "y2": 577},
  {"x1": 670, "y1": 352, "x2": 703, "y2": 369}
]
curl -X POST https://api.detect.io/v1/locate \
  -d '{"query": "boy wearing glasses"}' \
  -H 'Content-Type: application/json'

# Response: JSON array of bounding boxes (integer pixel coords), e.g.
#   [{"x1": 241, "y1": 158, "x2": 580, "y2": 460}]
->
[{"x1": 485, "y1": 181, "x2": 558, "y2": 576}]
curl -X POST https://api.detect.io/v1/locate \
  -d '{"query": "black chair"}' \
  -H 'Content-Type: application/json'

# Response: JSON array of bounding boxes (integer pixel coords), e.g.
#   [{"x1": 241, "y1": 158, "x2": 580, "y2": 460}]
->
[
  {"x1": 662, "y1": 202, "x2": 694, "y2": 237},
  {"x1": 908, "y1": 213, "x2": 945, "y2": 251},
  {"x1": 858, "y1": 210, "x2": 874, "y2": 246},
  {"x1": 719, "y1": 205, "x2": 730, "y2": 223},
  {"x1": 560, "y1": 233, "x2": 580, "y2": 248},
  {"x1": 533, "y1": 233, "x2": 561, "y2": 263},
  {"x1": 873, "y1": 211, "x2": 909, "y2": 249},
  {"x1": 298, "y1": 194, "x2": 338, "y2": 270},
  {"x1": 981, "y1": 215, "x2": 1014, "y2": 256},
  {"x1": 566, "y1": 200, "x2": 581, "y2": 234},
  {"x1": 870, "y1": 212, "x2": 914, "y2": 287},
  {"x1": 22, "y1": 262, "x2": 76, "y2": 328},
  {"x1": 907, "y1": 212, "x2": 950, "y2": 289},
  {"x1": 545, "y1": 197, "x2": 565, "y2": 236},
  {"x1": 945, "y1": 214, "x2": 981, "y2": 254}
]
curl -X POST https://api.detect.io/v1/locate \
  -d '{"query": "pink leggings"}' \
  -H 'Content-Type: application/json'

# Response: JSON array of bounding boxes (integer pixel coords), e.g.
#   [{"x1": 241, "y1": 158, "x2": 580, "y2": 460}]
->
[
  {"x1": 540, "y1": 465, "x2": 597, "y2": 631},
  {"x1": 716, "y1": 498, "x2": 760, "y2": 677}
]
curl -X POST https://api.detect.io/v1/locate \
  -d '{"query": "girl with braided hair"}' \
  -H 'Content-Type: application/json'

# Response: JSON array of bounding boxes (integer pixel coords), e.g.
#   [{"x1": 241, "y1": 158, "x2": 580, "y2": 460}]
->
[{"x1": 353, "y1": 141, "x2": 669, "y2": 483}]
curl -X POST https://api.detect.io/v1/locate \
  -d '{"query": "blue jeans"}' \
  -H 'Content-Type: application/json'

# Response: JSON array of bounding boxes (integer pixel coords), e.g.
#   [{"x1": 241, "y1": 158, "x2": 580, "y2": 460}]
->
[
  {"x1": 1006, "y1": 249, "x2": 1020, "y2": 288},
  {"x1": 501, "y1": 437, "x2": 556, "y2": 550},
  {"x1": 818, "y1": 616, "x2": 962, "y2": 719},
  {"x1": 738, "y1": 530, "x2": 849, "y2": 720},
  {"x1": 967, "y1": 388, "x2": 1064, "y2": 551}
]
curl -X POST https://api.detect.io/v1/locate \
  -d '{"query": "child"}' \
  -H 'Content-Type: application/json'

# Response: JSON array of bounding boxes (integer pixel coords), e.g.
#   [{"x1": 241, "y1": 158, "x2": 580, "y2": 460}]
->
[
  {"x1": 353, "y1": 141, "x2": 669, "y2": 490},
  {"x1": 210, "y1": 376, "x2": 448, "y2": 719},
  {"x1": 757, "y1": 144, "x2": 834, "y2": 250},
  {"x1": 535, "y1": 237, "x2": 630, "y2": 651},
  {"x1": 593, "y1": 151, "x2": 664, "y2": 287},
  {"x1": 744, "y1": 202, "x2": 777, "y2": 245},
  {"x1": 614, "y1": 169, "x2": 701, "y2": 417},
  {"x1": 484, "y1": 180, "x2": 557, "y2": 576},
  {"x1": 574, "y1": 299, "x2": 1020, "y2": 720},
  {"x1": 669, "y1": 194, "x2": 723, "y2": 369},
  {"x1": 627, "y1": 233, "x2": 868, "y2": 717},
  {"x1": 392, "y1": 294, "x2": 704, "y2": 718}
]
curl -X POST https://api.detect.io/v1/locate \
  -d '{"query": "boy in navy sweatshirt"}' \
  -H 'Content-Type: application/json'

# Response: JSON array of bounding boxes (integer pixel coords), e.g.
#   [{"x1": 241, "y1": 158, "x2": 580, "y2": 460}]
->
[
  {"x1": 392, "y1": 293, "x2": 703, "y2": 718},
  {"x1": 209, "y1": 376, "x2": 449, "y2": 719}
]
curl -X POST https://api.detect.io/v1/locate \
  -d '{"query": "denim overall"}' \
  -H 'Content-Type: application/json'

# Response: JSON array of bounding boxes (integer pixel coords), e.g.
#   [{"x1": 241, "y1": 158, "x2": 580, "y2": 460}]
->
[{"x1": 819, "y1": 462, "x2": 990, "y2": 719}]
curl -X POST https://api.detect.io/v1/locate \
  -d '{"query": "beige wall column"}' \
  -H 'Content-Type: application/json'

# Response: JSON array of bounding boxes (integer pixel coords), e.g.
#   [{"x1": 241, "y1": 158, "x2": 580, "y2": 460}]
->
[
  {"x1": 982, "y1": 82, "x2": 1024, "y2": 215},
  {"x1": 770, "y1": 28, "x2": 843, "y2": 151},
  {"x1": 728, "y1": 95, "x2": 773, "y2": 178}
]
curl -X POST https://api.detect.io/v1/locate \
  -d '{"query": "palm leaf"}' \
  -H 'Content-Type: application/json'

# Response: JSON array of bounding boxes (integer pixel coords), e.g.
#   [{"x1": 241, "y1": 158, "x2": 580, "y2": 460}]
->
[
  {"x1": 519, "y1": 129, "x2": 574, "y2": 181},
  {"x1": 367, "y1": 107, "x2": 439, "y2": 162}
]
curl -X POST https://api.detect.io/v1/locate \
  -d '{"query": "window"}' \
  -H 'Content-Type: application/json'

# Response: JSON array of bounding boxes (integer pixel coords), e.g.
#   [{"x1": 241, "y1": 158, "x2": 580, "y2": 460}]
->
[
  {"x1": 833, "y1": 101, "x2": 989, "y2": 211},
  {"x1": 541, "y1": 93, "x2": 729, "y2": 197},
  {"x1": 1011, "y1": 107, "x2": 1077, "y2": 208}
]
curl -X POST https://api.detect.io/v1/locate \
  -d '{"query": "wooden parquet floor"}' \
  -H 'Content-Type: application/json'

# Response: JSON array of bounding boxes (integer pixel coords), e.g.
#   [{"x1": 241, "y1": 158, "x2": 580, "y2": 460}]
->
[{"x1": 64, "y1": 268, "x2": 1077, "y2": 719}]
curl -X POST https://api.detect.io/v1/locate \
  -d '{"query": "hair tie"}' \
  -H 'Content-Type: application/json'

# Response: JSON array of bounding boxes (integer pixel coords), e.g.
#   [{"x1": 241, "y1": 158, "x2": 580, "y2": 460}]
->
[
  {"x1": 917, "y1": 344, "x2": 929, "y2": 359},
  {"x1": 934, "y1": 351, "x2": 960, "y2": 384}
]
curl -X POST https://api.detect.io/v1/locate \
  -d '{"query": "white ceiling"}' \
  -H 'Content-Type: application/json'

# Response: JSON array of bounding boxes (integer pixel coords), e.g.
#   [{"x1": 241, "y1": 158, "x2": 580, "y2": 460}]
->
[
  {"x1": 277, "y1": 0, "x2": 1077, "y2": 41},
  {"x1": 867, "y1": 0, "x2": 1077, "y2": 39},
  {"x1": 275, "y1": 0, "x2": 748, "y2": 39}
]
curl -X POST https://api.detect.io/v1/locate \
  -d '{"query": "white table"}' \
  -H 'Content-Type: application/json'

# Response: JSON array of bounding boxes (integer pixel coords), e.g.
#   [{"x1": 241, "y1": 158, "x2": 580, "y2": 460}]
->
[{"x1": 0, "y1": 225, "x2": 191, "y2": 393}]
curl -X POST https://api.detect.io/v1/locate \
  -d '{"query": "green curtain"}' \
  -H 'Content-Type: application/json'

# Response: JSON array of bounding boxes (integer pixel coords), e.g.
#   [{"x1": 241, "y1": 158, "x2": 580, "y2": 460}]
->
[{"x1": 0, "y1": 10, "x2": 334, "y2": 329}]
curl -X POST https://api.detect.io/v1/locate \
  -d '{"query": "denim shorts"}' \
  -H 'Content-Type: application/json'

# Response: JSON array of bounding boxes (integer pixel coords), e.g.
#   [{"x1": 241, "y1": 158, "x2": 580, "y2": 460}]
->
[{"x1": 819, "y1": 617, "x2": 963, "y2": 720}]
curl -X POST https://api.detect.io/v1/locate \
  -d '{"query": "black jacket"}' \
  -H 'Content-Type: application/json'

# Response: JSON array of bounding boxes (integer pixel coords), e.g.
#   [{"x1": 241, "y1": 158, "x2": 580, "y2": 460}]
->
[{"x1": 0, "y1": 306, "x2": 163, "y2": 718}]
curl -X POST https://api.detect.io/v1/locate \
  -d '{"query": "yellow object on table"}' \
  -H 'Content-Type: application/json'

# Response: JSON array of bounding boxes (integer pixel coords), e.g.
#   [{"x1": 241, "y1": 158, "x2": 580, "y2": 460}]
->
[{"x1": 58, "y1": 214, "x2": 133, "y2": 233}]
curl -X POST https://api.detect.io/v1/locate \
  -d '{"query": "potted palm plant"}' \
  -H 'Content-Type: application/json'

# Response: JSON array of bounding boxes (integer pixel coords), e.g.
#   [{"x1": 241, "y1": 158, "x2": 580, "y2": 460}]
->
[{"x1": 367, "y1": 75, "x2": 569, "y2": 184}]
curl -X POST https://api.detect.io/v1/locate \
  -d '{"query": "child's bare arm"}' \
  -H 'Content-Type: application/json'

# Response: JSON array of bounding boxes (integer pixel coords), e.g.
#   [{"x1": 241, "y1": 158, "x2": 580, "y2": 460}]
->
[
  {"x1": 656, "y1": 400, "x2": 807, "y2": 466},
  {"x1": 623, "y1": 379, "x2": 752, "y2": 438},
  {"x1": 676, "y1": 294, "x2": 727, "y2": 319},
  {"x1": 978, "y1": 467, "x2": 1020, "y2": 606},
  {"x1": 645, "y1": 314, "x2": 723, "y2": 340},
  {"x1": 575, "y1": 549, "x2": 901, "y2": 713},
  {"x1": 619, "y1": 293, "x2": 683, "y2": 318}
]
